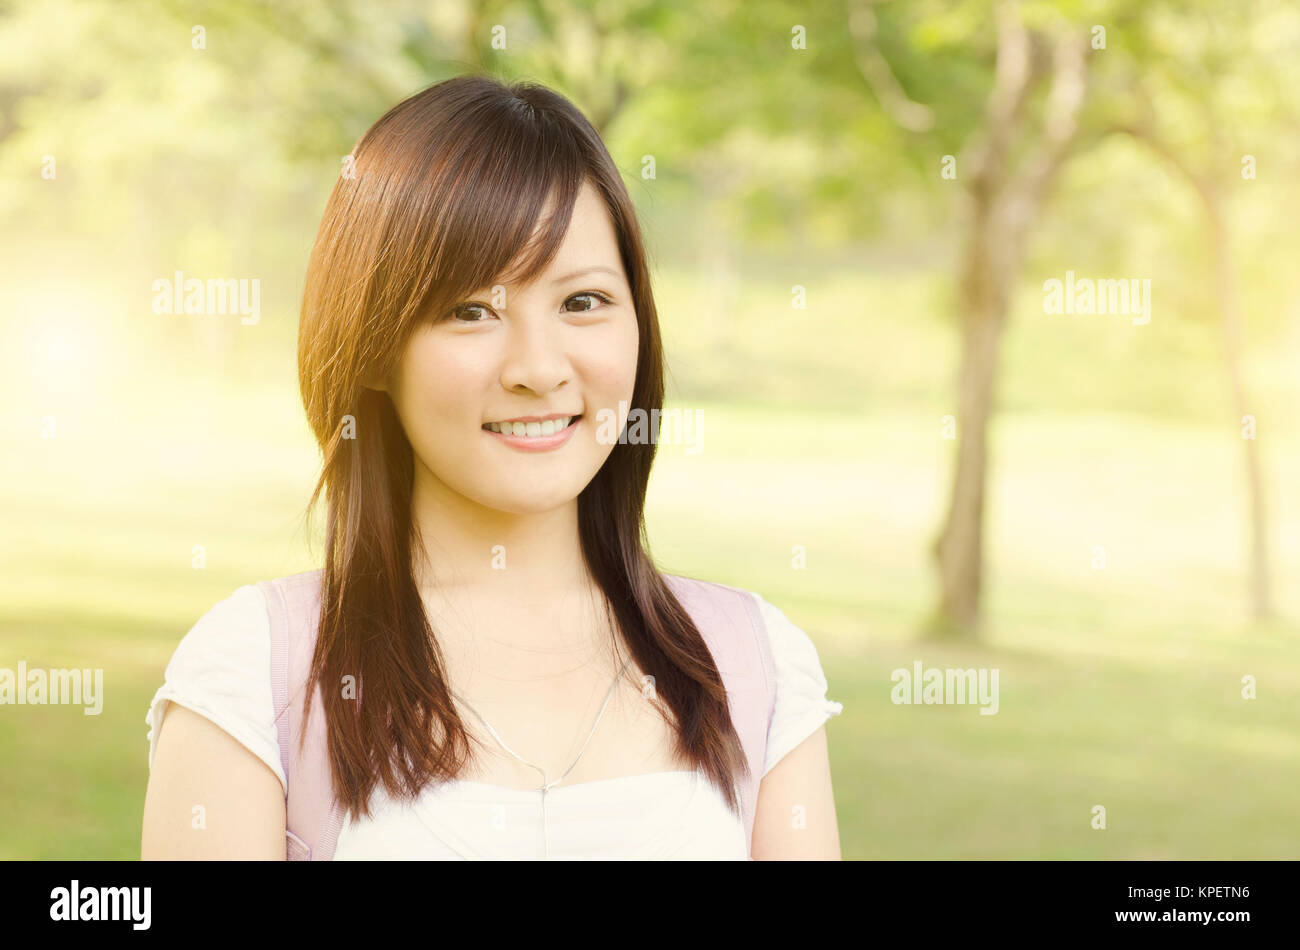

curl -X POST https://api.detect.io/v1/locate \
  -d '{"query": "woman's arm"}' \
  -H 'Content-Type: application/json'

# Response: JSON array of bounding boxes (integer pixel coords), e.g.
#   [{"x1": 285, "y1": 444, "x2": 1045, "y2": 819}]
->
[
  {"x1": 141, "y1": 703, "x2": 286, "y2": 859},
  {"x1": 750, "y1": 725, "x2": 842, "y2": 860}
]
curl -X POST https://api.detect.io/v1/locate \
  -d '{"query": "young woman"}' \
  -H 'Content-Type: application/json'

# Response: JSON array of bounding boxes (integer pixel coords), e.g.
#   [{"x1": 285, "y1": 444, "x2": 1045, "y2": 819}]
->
[{"x1": 141, "y1": 74, "x2": 843, "y2": 860}]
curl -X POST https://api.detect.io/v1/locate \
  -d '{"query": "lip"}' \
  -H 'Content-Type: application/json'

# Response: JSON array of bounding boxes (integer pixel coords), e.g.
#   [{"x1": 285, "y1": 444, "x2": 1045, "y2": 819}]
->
[{"x1": 483, "y1": 415, "x2": 581, "y2": 452}]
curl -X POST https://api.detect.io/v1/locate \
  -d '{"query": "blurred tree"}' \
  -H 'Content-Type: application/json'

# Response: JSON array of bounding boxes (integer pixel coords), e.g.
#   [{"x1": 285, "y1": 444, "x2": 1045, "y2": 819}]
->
[
  {"x1": 934, "y1": 4, "x2": 1089, "y2": 636},
  {"x1": 860, "y1": 0, "x2": 1297, "y2": 633},
  {"x1": 856, "y1": 0, "x2": 1092, "y2": 635},
  {"x1": 1095, "y1": 0, "x2": 1300, "y2": 622}
]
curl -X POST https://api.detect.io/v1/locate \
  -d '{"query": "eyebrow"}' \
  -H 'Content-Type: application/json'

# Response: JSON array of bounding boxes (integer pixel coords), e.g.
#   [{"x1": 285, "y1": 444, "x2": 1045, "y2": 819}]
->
[{"x1": 549, "y1": 265, "x2": 623, "y2": 286}]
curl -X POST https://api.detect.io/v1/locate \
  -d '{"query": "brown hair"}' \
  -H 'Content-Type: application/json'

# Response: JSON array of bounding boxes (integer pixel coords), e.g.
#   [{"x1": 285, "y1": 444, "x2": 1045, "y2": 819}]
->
[{"x1": 295, "y1": 73, "x2": 747, "y2": 820}]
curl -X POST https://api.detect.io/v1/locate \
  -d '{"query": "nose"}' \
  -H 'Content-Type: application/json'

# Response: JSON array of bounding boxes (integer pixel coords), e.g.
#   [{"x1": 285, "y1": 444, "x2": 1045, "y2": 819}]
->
[{"x1": 497, "y1": 306, "x2": 572, "y2": 397}]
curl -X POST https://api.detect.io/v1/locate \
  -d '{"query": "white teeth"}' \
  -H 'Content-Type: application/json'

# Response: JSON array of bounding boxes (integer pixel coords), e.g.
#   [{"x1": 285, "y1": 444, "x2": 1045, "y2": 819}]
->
[{"x1": 486, "y1": 416, "x2": 572, "y2": 437}]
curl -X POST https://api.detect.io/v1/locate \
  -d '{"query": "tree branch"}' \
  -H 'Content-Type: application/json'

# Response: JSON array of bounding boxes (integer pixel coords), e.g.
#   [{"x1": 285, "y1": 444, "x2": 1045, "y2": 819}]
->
[
  {"x1": 846, "y1": 0, "x2": 934, "y2": 132},
  {"x1": 1002, "y1": 25, "x2": 1089, "y2": 252},
  {"x1": 961, "y1": 0, "x2": 1036, "y2": 194},
  {"x1": 1106, "y1": 122, "x2": 1212, "y2": 207}
]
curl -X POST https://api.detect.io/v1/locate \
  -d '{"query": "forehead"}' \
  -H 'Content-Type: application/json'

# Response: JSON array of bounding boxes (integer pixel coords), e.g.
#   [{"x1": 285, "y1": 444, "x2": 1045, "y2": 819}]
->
[{"x1": 504, "y1": 181, "x2": 624, "y2": 288}]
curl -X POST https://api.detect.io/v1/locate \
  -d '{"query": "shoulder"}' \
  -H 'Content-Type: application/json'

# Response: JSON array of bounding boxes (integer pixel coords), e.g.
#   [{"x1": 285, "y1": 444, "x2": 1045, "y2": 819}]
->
[
  {"x1": 172, "y1": 583, "x2": 272, "y2": 660},
  {"x1": 254, "y1": 569, "x2": 324, "y2": 612},
  {"x1": 659, "y1": 572, "x2": 770, "y2": 663},
  {"x1": 658, "y1": 574, "x2": 843, "y2": 775},
  {"x1": 169, "y1": 567, "x2": 323, "y2": 651},
  {"x1": 670, "y1": 577, "x2": 827, "y2": 689},
  {"x1": 659, "y1": 573, "x2": 798, "y2": 684},
  {"x1": 144, "y1": 579, "x2": 295, "y2": 794},
  {"x1": 661, "y1": 571, "x2": 763, "y2": 615},
  {"x1": 659, "y1": 571, "x2": 807, "y2": 656},
  {"x1": 155, "y1": 581, "x2": 278, "y2": 702}
]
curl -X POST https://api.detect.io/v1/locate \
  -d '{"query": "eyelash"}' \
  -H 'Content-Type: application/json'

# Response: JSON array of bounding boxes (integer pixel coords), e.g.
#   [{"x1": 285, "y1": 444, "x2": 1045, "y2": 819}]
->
[{"x1": 443, "y1": 291, "x2": 614, "y2": 324}]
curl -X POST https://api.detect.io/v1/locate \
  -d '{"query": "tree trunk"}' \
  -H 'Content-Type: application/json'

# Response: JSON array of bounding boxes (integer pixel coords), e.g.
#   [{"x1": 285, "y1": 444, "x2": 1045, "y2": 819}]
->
[
  {"x1": 1117, "y1": 122, "x2": 1276, "y2": 623},
  {"x1": 931, "y1": 303, "x2": 1008, "y2": 634},
  {"x1": 924, "y1": 18, "x2": 1086, "y2": 638},
  {"x1": 1203, "y1": 190, "x2": 1273, "y2": 620},
  {"x1": 928, "y1": 178, "x2": 1014, "y2": 637}
]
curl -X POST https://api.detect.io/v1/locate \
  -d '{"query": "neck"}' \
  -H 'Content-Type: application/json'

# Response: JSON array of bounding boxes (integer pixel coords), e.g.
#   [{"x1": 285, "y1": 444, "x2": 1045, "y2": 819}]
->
[{"x1": 408, "y1": 464, "x2": 594, "y2": 598}]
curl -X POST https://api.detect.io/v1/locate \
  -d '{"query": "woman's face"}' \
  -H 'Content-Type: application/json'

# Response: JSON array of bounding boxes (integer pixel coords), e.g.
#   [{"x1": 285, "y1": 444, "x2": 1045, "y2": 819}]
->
[{"x1": 383, "y1": 180, "x2": 640, "y2": 516}]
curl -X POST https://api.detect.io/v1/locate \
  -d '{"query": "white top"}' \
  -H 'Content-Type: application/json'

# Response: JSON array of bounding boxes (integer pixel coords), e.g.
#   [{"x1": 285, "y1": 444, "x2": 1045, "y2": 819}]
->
[{"x1": 145, "y1": 582, "x2": 843, "y2": 860}]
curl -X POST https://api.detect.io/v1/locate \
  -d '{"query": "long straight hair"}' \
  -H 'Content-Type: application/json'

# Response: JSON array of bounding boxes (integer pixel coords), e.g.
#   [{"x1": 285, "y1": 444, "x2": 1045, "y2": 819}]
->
[{"x1": 295, "y1": 73, "x2": 747, "y2": 820}]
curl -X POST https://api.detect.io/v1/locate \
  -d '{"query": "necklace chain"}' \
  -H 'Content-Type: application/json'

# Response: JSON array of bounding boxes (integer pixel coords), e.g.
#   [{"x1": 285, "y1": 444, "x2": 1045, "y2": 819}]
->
[{"x1": 450, "y1": 654, "x2": 631, "y2": 860}]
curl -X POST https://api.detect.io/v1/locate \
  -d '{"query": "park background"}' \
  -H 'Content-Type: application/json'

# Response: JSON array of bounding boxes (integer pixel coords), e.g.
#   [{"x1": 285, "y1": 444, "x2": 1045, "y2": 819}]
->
[{"x1": 1, "y1": 0, "x2": 1297, "y2": 858}]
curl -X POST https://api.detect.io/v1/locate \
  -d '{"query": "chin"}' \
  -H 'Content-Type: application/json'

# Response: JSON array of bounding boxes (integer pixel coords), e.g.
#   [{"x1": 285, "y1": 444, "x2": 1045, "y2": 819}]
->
[{"x1": 477, "y1": 489, "x2": 582, "y2": 516}]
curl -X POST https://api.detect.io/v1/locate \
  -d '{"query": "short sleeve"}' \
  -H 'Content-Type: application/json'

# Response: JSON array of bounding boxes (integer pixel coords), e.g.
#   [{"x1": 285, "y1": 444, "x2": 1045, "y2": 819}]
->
[
  {"x1": 755, "y1": 595, "x2": 843, "y2": 778},
  {"x1": 144, "y1": 584, "x2": 286, "y2": 794}
]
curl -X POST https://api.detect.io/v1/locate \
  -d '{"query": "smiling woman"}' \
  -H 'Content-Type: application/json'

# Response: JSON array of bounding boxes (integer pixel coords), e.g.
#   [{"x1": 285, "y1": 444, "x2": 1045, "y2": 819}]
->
[{"x1": 141, "y1": 73, "x2": 843, "y2": 861}]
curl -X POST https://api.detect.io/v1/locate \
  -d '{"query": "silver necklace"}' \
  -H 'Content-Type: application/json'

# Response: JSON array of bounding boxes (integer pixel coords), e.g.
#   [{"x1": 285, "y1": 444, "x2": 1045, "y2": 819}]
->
[{"x1": 451, "y1": 654, "x2": 631, "y2": 860}]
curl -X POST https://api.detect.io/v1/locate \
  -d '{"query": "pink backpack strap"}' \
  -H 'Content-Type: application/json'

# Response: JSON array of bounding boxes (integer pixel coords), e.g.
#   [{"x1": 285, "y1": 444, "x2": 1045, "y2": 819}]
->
[
  {"x1": 662, "y1": 573, "x2": 777, "y2": 854},
  {"x1": 262, "y1": 569, "x2": 776, "y2": 859},
  {"x1": 260, "y1": 571, "x2": 342, "y2": 861}
]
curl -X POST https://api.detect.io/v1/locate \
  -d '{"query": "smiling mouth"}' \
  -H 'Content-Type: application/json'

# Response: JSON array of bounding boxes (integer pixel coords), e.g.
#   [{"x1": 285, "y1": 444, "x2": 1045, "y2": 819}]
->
[{"x1": 481, "y1": 415, "x2": 581, "y2": 437}]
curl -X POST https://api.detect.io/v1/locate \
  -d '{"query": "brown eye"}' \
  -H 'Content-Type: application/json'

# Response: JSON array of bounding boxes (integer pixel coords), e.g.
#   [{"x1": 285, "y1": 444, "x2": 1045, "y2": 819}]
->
[
  {"x1": 446, "y1": 303, "x2": 494, "y2": 323},
  {"x1": 563, "y1": 291, "x2": 612, "y2": 313}
]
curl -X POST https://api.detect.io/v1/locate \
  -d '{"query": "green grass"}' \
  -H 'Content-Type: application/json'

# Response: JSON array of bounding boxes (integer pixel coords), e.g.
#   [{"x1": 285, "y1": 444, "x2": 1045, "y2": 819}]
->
[{"x1": 2, "y1": 269, "x2": 1298, "y2": 858}]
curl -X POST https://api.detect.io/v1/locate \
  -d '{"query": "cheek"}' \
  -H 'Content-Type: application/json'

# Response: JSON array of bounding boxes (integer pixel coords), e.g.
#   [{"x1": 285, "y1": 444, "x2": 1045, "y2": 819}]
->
[
  {"x1": 574, "y1": 317, "x2": 639, "y2": 403},
  {"x1": 392, "y1": 333, "x2": 483, "y2": 434}
]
